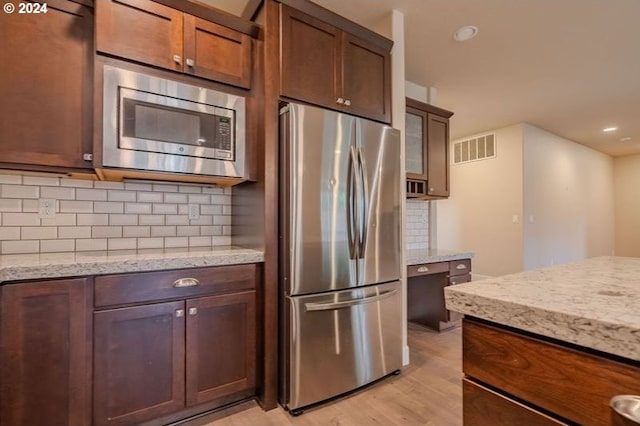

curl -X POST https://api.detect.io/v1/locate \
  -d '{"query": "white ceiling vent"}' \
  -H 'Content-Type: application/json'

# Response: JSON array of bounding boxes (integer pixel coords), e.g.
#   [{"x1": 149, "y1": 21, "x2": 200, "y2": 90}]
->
[{"x1": 453, "y1": 133, "x2": 496, "y2": 164}]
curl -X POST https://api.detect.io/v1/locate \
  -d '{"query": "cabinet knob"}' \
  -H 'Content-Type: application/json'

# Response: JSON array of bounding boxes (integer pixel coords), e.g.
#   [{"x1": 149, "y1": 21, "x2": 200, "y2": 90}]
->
[
  {"x1": 175, "y1": 309, "x2": 185, "y2": 318},
  {"x1": 344, "y1": 99, "x2": 351, "y2": 106},
  {"x1": 336, "y1": 97, "x2": 345, "y2": 105},
  {"x1": 456, "y1": 264, "x2": 467, "y2": 270},
  {"x1": 82, "y1": 153, "x2": 93, "y2": 161},
  {"x1": 429, "y1": 187, "x2": 435, "y2": 192},
  {"x1": 173, "y1": 55, "x2": 182, "y2": 64},
  {"x1": 188, "y1": 307, "x2": 198, "y2": 316},
  {"x1": 186, "y1": 58, "x2": 195, "y2": 68}
]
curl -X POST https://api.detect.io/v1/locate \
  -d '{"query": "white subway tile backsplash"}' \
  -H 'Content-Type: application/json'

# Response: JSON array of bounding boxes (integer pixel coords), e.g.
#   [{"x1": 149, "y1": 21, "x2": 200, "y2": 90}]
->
[
  {"x1": 2, "y1": 240, "x2": 39, "y2": 254},
  {"x1": 59, "y1": 226, "x2": 91, "y2": 239},
  {"x1": 151, "y1": 226, "x2": 176, "y2": 237},
  {"x1": 41, "y1": 239, "x2": 75, "y2": 253},
  {"x1": 22, "y1": 226, "x2": 57, "y2": 240},
  {"x1": 137, "y1": 192, "x2": 163, "y2": 203},
  {"x1": 0, "y1": 176, "x2": 233, "y2": 253},
  {"x1": 164, "y1": 193, "x2": 188, "y2": 204},
  {"x1": 41, "y1": 186, "x2": 75, "y2": 200},
  {"x1": 406, "y1": 200, "x2": 430, "y2": 250},
  {"x1": 76, "y1": 238, "x2": 107, "y2": 251},
  {"x1": 0, "y1": 174, "x2": 23, "y2": 184},
  {"x1": 2, "y1": 184, "x2": 39, "y2": 199},
  {"x1": 0, "y1": 227, "x2": 20, "y2": 240},
  {"x1": 23, "y1": 176, "x2": 60, "y2": 186},
  {"x1": 60, "y1": 200, "x2": 94, "y2": 213},
  {"x1": 109, "y1": 214, "x2": 138, "y2": 226},
  {"x1": 125, "y1": 203, "x2": 152, "y2": 214},
  {"x1": 3, "y1": 213, "x2": 40, "y2": 226},
  {"x1": 76, "y1": 188, "x2": 107, "y2": 201},
  {"x1": 108, "y1": 238, "x2": 137, "y2": 250},
  {"x1": 94, "y1": 181, "x2": 124, "y2": 189},
  {"x1": 139, "y1": 215, "x2": 164, "y2": 226},
  {"x1": 137, "y1": 237, "x2": 164, "y2": 249},
  {"x1": 153, "y1": 204, "x2": 178, "y2": 215},
  {"x1": 94, "y1": 202, "x2": 124, "y2": 214},
  {"x1": 188, "y1": 194, "x2": 210, "y2": 204},
  {"x1": 108, "y1": 190, "x2": 137, "y2": 202},
  {"x1": 77, "y1": 213, "x2": 109, "y2": 226},
  {"x1": 92, "y1": 226, "x2": 122, "y2": 238},
  {"x1": 123, "y1": 226, "x2": 150, "y2": 238},
  {"x1": 0, "y1": 199, "x2": 22, "y2": 212},
  {"x1": 41, "y1": 214, "x2": 76, "y2": 226}
]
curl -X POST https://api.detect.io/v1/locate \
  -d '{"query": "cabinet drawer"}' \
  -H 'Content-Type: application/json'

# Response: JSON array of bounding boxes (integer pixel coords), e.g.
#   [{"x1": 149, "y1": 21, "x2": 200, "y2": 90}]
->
[
  {"x1": 407, "y1": 261, "x2": 449, "y2": 277},
  {"x1": 449, "y1": 273, "x2": 471, "y2": 286},
  {"x1": 449, "y1": 259, "x2": 471, "y2": 276},
  {"x1": 463, "y1": 379, "x2": 566, "y2": 426},
  {"x1": 463, "y1": 319, "x2": 640, "y2": 426},
  {"x1": 95, "y1": 264, "x2": 257, "y2": 307}
]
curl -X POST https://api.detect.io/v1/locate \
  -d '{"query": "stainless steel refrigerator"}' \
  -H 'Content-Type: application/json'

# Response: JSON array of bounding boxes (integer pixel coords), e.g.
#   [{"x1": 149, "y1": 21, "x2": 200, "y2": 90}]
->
[{"x1": 279, "y1": 102, "x2": 402, "y2": 414}]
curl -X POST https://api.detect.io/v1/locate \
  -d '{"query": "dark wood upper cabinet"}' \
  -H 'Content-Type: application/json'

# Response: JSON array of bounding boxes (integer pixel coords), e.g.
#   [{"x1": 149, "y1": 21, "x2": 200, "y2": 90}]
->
[
  {"x1": 280, "y1": 3, "x2": 391, "y2": 123},
  {"x1": 406, "y1": 98, "x2": 454, "y2": 199},
  {"x1": 96, "y1": 0, "x2": 252, "y2": 88},
  {"x1": 0, "y1": 0, "x2": 93, "y2": 171},
  {"x1": 0, "y1": 278, "x2": 92, "y2": 426}
]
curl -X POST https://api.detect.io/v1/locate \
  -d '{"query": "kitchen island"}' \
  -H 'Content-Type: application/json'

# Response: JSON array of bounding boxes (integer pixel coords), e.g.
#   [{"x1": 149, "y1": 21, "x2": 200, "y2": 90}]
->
[{"x1": 445, "y1": 256, "x2": 640, "y2": 425}]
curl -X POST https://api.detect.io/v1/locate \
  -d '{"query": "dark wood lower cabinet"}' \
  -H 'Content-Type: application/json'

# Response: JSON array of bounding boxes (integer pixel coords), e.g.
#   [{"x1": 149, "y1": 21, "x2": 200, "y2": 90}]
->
[
  {"x1": 0, "y1": 278, "x2": 92, "y2": 426},
  {"x1": 93, "y1": 284, "x2": 257, "y2": 425},
  {"x1": 93, "y1": 301, "x2": 186, "y2": 426},
  {"x1": 186, "y1": 291, "x2": 256, "y2": 406}
]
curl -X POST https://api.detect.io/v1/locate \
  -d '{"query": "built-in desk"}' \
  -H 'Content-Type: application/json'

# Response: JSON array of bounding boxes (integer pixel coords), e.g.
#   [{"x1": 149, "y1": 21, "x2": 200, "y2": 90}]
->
[{"x1": 406, "y1": 249, "x2": 474, "y2": 331}]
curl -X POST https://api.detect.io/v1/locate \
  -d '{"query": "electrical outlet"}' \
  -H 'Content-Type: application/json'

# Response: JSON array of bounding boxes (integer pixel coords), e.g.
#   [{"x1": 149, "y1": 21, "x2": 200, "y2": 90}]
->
[
  {"x1": 38, "y1": 199, "x2": 56, "y2": 219},
  {"x1": 188, "y1": 204, "x2": 200, "y2": 220}
]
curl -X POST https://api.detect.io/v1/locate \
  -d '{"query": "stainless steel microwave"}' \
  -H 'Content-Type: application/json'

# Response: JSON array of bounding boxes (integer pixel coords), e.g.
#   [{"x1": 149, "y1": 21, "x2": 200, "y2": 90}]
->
[{"x1": 102, "y1": 65, "x2": 246, "y2": 178}]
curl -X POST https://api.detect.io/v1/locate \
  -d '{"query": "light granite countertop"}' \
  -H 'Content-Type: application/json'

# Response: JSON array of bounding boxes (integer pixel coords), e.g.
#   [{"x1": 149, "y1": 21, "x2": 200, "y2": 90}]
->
[
  {"x1": 445, "y1": 256, "x2": 640, "y2": 361},
  {"x1": 0, "y1": 246, "x2": 264, "y2": 283},
  {"x1": 406, "y1": 248, "x2": 474, "y2": 266}
]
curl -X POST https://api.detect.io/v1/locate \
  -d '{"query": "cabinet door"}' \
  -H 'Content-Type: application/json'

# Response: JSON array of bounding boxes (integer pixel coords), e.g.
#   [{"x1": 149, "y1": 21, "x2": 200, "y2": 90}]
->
[
  {"x1": 96, "y1": 0, "x2": 183, "y2": 72},
  {"x1": 0, "y1": 0, "x2": 93, "y2": 169},
  {"x1": 183, "y1": 15, "x2": 252, "y2": 88},
  {"x1": 280, "y1": 5, "x2": 341, "y2": 109},
  {"x1": 0, "y1": 278, "x2": 92, "y2": 426},
  {"x1": 186, "y1": 291, "x2": 256, "y2": 406},
  {"x1": 341, "y1": 32, "x2": 391, "y2": 123},
  {"x1": 405, "y1": 105, "x2": 429, "y2": 184},
  {"x1": 426, "y1": 113, "x2": 450, "y2": 197},
  {"x1": 94, "y1": 301, "x2": 186, "y2": 426}
]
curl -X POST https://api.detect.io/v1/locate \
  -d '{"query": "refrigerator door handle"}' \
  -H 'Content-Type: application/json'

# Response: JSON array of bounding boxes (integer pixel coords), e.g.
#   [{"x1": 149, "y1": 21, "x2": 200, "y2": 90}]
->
[
  {"x1": 347, "y1": 145, "x2": 359, "y2": 259},
  {"x1": 356, "y1": 147, "x2": 369, "y2": 258},
  {"x1": 304, "y1": 289, "x2": 397, "y2": 311}
]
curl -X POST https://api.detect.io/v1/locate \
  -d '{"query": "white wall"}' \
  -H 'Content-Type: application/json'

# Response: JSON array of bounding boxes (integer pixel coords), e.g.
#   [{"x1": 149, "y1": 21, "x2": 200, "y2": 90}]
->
[
  {"x1": 437, "y1": 124, "x2": 525, "y2": 277},
  {"x1": 614, "y1": 154, "x2": 640, "y2": 257},
  {"x1": 522, "y1": 125, "x2": 614, "y2": 269}
]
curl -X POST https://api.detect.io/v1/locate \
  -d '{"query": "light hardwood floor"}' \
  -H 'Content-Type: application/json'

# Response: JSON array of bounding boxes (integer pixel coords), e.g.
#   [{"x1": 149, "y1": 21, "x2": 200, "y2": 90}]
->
[{"x1": 185, "y1": 323, "x2": 463, "y2": 426}]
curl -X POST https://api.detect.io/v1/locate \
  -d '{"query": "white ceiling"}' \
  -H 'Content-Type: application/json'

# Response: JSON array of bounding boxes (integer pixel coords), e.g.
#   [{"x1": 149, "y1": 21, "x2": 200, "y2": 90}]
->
[{"x1": 312, "y1": 0, "x2": 640, "y2": 157}]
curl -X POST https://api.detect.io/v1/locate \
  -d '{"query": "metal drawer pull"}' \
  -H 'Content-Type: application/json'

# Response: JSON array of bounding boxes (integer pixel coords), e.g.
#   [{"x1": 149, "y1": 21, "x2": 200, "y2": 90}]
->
[
  {"x1": 176, "y1": 309, "x2": 185, "y2": 318},
  {"x1": 173, "y1": 278, "x2": 200, "y2": 288},
  {"x1": 305, "y1": 289, "x2": 397, "y2": 311},
  {"x1": 188, "y1": 307, "x2": 198, "y2": 316},
  {"x1": 417, "y1": 266, "x2": 429, "y2": 273},
  {"x1": 456, "y1": 264, "x2": 468, "y2": 270}
]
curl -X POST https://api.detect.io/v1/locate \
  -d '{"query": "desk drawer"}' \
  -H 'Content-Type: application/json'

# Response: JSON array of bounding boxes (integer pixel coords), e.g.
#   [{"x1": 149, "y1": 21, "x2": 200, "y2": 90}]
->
[
  {"x1": 95, "y1": 264, "x2": 257, "y2": 307},
  {"x1": 449, "y1": 259, "x2": 471, "y2": 276},
  {"x1": 407, "y1": 262, "x2": 449, "y2": 277}
]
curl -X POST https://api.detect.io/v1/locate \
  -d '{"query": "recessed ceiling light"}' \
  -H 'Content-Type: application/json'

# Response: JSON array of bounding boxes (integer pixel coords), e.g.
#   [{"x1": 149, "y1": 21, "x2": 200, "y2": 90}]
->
[
  {"x1": 602, "y1": 127, "x2": 618, "y2": 132},
  {"x1": 620, "y1": 137, "x2": 632, "y2": 142},
  {"x1": 453, "y1": 26, "x2": 479, "y2": 42}
]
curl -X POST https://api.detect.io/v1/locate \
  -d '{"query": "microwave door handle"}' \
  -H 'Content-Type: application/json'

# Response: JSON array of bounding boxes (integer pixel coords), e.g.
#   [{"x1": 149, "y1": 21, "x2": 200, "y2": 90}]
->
[{"x1": 304, "y1": 289, "x2": 397, "y2": 311}]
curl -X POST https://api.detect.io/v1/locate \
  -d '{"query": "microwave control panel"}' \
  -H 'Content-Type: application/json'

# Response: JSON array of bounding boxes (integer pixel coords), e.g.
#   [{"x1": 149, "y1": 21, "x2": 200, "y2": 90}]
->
[{"x1": 213, "y1": 116, "x2": 233, "y2": 160}]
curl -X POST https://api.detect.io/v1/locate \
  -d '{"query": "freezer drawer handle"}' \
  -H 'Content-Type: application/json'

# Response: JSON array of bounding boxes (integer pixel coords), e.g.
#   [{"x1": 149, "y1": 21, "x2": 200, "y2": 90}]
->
[
  {"x1": 304, "y1": 289, "x2": 397, "y2": 311},
  {"x1": 173, "y1": 278, "x2": 200, "y2": 288}
]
